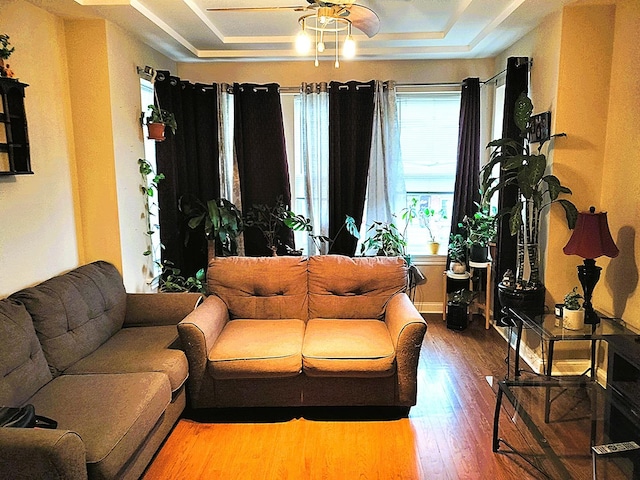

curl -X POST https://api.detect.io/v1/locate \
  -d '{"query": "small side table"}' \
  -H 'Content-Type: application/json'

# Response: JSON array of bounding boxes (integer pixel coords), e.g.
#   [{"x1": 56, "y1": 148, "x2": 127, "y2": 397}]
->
[{"x1": 469, "y1": 261, "x2": 492, "y2": 329}]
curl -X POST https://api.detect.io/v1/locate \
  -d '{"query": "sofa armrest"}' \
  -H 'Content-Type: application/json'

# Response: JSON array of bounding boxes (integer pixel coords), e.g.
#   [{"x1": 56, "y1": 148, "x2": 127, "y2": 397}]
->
[
  {"x1": 384, "y1": 293, "x2": 427, "y2": 406},
  {"x1": 124, "y1": 292, "x2": 203, "y2": 327},
  {"x1": 177, "y1": 295, "x2": 229, "y2": 407},
  {"x1": 0, "y1": 428, "x2": 87, "y2": 480}
]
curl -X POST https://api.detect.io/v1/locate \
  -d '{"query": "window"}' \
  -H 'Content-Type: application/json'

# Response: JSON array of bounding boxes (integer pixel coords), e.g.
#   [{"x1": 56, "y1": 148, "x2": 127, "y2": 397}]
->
[
  {"x1": 397, "y1": 91, "x2": 461, "y2": 254},
  {"x1": 286, "y1": 88, "x2": 462, "y2": 256},
  {"x1": 140, "y1": 78, "x2": 162, "y2": 282}
]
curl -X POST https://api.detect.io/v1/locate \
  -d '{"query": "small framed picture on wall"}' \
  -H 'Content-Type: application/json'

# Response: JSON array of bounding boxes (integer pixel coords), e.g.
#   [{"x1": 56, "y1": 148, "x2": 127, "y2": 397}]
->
[{"x1": 529, "y1": 111, "x2": 551, "y2": 144}]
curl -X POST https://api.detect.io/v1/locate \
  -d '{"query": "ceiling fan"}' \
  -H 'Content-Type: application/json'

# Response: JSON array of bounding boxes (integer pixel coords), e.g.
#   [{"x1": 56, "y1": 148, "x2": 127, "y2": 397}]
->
[{"x1": 206, "y1": 0, "x2": 380, "y2": 38}]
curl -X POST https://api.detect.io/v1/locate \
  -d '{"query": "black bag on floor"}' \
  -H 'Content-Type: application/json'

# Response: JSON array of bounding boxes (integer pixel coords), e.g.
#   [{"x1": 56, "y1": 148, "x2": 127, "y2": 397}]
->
[{"x1": 0, "y1": 404, "x2": 58, "y2": 429}]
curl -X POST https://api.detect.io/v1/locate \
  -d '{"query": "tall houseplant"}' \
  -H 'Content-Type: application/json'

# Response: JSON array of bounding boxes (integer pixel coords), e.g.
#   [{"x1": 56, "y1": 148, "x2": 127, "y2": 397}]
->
[{"x1": 482, "y1": 93, "x2": 578, "y2": 314}]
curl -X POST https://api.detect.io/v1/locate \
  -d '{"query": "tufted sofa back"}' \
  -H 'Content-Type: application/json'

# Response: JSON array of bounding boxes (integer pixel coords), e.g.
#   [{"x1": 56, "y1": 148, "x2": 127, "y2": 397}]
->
[
  {"x1": 207, "y1": 255, "x2": 407, "y2": 321},
  {"x1": 11, "y1": 261, "x2": 127, "y2": 377},
  {"x1": 0, "y1": 299, "x2": 52, "y2": 406},
  {"x1": 308, "y1": 255, "x2": 407, "y2": 319},
  {"x1": 207, "y1": 256, "x2": 308, "y2": 320}
]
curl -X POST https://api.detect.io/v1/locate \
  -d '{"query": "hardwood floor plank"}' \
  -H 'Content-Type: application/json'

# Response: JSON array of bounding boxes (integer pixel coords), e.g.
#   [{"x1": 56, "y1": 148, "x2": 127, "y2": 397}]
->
[{"x1": 144, "y1": 314, "x2": 594, "y2": 480}]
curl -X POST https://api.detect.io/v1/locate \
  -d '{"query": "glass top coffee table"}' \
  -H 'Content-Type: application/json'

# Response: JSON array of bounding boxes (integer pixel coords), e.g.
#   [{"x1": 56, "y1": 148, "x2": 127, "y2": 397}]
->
[{"x1": 492, "y1": 307, "x2": 640, "y2": 479}]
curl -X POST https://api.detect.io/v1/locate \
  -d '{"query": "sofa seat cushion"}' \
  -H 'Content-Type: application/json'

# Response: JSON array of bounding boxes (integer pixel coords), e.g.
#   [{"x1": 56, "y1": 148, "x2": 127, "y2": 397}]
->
[
  {"x1": 64, "y1": 325, "x2": 188, "y2": 393},
  {"x1": 0, "y1": 299, "x2": 52, "y2": 406},
  {"x1": 28, "y1": 372, "x2": 170, "y2": 480},
  {"x1": 302, "y1": 319, "x2": 396, "y2": 378},
  {"x1": 208, "y1": 319, "x2": 305, "y2": 379}
]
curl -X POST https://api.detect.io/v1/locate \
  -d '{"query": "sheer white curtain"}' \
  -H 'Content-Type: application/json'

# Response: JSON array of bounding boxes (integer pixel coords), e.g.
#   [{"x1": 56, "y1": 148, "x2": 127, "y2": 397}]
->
[
  {"x1": 217, "y1": 83, "x2": 244, "y2": 255},
  {"x1": 365, "y1": 80, "x2": 405, "y2": 230},
  {"x1": 299, "y1": 82, "x2": 330, "y2": 255}
]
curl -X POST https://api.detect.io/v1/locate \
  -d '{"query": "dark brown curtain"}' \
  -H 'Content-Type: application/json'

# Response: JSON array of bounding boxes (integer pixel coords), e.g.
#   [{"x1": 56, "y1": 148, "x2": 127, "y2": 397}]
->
[
  {"x1": 155, "y1": 72, "x2": 219, "y2": 277},
  {"x1": 449, "y1": 77, "x2": 481, "y2": 249},
  {"x1": 234, "y1": 83, "x2": 293, "y2": 256},
  {"x1": 493, "y1": 57, "x2": 529, "y2": 316},
  {"x1": 328, "y1": 80, "x2": 376, "y2": 255}
]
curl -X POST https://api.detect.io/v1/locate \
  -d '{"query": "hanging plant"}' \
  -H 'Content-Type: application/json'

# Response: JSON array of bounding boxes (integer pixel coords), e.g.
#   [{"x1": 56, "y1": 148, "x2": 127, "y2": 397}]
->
[
  {"x1": 144, "y1": 104, "x2": 177, "y2": 141},
  {"x1": 138, "y1": 158, "x2": 165, "y2": 257}
]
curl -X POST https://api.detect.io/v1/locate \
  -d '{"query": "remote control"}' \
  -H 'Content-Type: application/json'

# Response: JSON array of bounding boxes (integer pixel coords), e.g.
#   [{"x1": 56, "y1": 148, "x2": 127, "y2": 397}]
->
[{"x1": 592, "y1": 441, "x2": 640, "y2": 455}]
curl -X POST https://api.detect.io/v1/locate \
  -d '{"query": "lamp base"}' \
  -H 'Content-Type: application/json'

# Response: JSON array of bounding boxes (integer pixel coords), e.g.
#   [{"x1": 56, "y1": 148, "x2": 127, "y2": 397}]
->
[{"x1": 578, "y1": 259, "x2": 601, "y2": 325}]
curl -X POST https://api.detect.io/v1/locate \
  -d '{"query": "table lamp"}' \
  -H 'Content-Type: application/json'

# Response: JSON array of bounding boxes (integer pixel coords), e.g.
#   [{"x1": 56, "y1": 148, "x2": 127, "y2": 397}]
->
[{"x1": 562, "y1": 206, "x2": 619, "y2": 324}]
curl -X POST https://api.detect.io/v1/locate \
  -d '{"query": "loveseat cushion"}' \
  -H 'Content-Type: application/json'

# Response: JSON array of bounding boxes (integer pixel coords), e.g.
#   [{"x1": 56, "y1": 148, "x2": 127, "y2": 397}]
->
[
  {"x1": 11, "y1": 261, "x2": 127, "y2": 376},
  {"x1": 308, "y1": 256, "x2": 407, "y2": 319},
  {"x1": 302, "y1": 319, "x2": 396, "y2": 377},
  {"x1": 0, "y1": 299, "x2": 52, "y2": 406},
  {"x1": 64, "y1": 325, "x2": 188, "y2": 393},
  {"x1": 28, "y1": 372, "x2": 170, "y2": 480},
  {"x1": 207, "y1": 256, "x2": 308, "y2": 320},
  {"x1": 208, "y1": 319, "x2": 305, "y2": 379}
]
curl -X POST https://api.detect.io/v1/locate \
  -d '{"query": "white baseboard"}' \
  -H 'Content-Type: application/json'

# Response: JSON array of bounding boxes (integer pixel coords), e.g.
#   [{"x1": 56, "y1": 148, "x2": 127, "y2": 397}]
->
[{"x1": 414, "y1": 302, "x2": 443, "y2": 314}]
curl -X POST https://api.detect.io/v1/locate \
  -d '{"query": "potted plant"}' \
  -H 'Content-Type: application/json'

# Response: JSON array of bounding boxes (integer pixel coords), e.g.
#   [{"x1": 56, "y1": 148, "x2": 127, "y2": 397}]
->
[
  {"x1": 360, "y1": 221, "x2": 407, "y2": 257},
  {"x1": 447, "y1": 233, "x2": 467, "y2": 274},
  {"x1": 180, "y1": 196, "x2": 243, "y2": 261},
  {"x1": 285, "y1": 212, "x2": 359, "y2": 255},
  {"x1": 145, "y1": 104, "x2": 177, "y2": 141},
  {"x1": 460, "y1": 207, "x2": 496, "y2": 263},
  {"x1": 244, "y1": 196, "x2": 296, "y2": 256},
  {"x1": 423, "y1": 207, "x2": 442, "y2": 255},
  {"x1": 446, "y1": 289, "x2": 476, "y2": 331},
  {"x1": 482, "y1": 93, "x2": 578, "y2": 317},
  {"x1": 0, "y1": 34, "x2": 15, "y2": 77},
  {"x1": 562, "y1": 287, "x2": 585, "y2": 330}
]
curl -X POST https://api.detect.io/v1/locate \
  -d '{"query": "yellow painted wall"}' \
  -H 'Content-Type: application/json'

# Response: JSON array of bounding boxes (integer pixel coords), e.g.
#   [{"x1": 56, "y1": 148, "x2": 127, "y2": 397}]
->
[
  {"x1": 65, "y1": 20, "x2": 122, "y2": 272},
  {"x1": 104, "y1": 23, "x2": 176, "y2": 291},
  {"x1": 546, "y1": 3, "x2": 616, "y2": 309},
  {"x1": 1, "y1": 3, "x2": 176, "y2": 297},
  {"x1": 0, "y1": 0, "x2": 79, "y2": 297}
]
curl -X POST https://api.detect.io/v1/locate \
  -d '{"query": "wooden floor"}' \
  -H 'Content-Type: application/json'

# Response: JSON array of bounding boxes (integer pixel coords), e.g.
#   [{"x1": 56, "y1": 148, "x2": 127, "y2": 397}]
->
[{"x1": 143, "y1": 314, "x2": 593, "y2": 480}]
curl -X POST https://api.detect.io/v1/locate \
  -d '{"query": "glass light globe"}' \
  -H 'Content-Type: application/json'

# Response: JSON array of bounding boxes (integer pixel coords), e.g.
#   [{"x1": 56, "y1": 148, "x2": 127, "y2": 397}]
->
[
  {"x1": 295, "y1": 30, "x2": 311, "y2": 54},
  {"x1": 317, "y1": 41, "x2": 325, "y2": 53},
  {"x1": 343, "y1": 36, "x2": 356, "y2": 59}
]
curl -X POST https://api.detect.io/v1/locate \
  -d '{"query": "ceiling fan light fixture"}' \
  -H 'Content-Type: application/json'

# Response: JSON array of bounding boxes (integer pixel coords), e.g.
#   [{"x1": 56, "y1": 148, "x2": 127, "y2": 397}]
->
[{"x1": 296, "y1": 6, "x2": 356, "y2": 68}]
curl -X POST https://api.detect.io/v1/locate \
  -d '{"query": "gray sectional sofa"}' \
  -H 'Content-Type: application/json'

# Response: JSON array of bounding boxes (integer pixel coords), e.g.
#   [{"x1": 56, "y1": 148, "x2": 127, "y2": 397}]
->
[{"x1": 0, "y1": 261, "x2": 201, "y2": 480}]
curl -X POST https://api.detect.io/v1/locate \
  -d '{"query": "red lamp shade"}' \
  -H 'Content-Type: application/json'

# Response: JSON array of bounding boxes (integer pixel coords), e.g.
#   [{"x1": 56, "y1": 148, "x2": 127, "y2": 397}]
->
[{"x1": 563, "y1": 208, "x2": 619, "y2": 259}]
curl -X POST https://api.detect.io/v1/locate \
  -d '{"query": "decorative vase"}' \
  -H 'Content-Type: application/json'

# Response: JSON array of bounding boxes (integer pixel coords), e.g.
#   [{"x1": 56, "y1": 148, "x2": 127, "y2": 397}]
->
[
  {"x1": 428, "y1": 242, "x2": 440, "y2": 255},
  {"x1": 147, "y1": 122, "x2": 166, "y2": 141},
  {"x1": 497, "y1": 282, "x2": 546, "y2": 320},
  {"x1": 563, "y1": 308, "x2": 585, "y2": 330},
  {"x1": 469, "y1": 244, "x2": 489, "y2": 263}
]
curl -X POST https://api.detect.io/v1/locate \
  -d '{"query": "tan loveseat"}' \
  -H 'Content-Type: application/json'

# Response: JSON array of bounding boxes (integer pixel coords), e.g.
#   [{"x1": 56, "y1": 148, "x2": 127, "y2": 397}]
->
[
  {"x1": 0, "y1": 261, "x2": 200, "y2": 480},
  {"x1": 178, "y1": 255, "x2": 427, "y2": 409}
]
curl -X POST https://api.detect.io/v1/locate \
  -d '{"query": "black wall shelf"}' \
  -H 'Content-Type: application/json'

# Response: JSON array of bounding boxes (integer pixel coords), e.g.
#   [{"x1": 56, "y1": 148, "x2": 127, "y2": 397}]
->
[{"x1": 0, "y1": 77, "x2": 32, "y2": 175}]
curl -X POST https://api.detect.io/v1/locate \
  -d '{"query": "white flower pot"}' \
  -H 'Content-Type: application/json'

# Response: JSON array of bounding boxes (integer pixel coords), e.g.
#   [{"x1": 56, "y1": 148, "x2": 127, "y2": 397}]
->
[
  {"x1": 563, "y1": 308, "x2": 585, "y2": 330},
  {"x1": 449, "y1": 262, "x2": 466, "y2": 274}
]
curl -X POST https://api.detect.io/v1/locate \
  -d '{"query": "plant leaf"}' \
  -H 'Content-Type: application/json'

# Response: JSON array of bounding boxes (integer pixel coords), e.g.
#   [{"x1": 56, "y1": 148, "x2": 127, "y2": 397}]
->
[
  {"x1": 509, "y1": 203, "x2": 523, "y2": 236},
  {"x1": 514, "y1": 92, "x2": 533, "y2": 133},
  {"x1": 558, "y1": 199, "x2": 579, "y2": 230}
]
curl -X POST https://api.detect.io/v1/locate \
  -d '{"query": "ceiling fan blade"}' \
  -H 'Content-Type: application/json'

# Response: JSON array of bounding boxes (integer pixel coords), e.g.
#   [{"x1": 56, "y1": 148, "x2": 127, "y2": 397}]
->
[
  {"x1": 346, "y1": 4, "x2": 380, "y2": 38},
  {"x1": 207, "y1": 6, "x2": 310, "y2": 13}
]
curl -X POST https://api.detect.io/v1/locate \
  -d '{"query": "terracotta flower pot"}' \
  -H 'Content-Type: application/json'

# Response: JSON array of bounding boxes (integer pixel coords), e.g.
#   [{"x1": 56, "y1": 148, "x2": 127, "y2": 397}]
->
[{"x1": 147, "y1": 122, "x2": 166, "y2": 141}]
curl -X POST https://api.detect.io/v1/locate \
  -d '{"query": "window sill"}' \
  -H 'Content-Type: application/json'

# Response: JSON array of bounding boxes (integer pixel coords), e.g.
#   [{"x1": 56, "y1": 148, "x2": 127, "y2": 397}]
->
[{"x1": 409, "y1": 254, "x2": 447, "y2": 266}]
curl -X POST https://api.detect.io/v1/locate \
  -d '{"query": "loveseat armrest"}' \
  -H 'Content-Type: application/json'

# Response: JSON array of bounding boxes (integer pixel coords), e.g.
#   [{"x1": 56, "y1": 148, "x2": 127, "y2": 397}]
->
[
  {"x1": 177, "y1": 295, "x2": 229, "y2": 407},
  {"x1": 0, "y1": 428, "x2": 87, "y2": 480},
  {"x1": 124, "y1": 292, "x2": 203, "y2": 327},
  {"x1": 384, "y1": 293, "x2": 427, "y2": 406}
]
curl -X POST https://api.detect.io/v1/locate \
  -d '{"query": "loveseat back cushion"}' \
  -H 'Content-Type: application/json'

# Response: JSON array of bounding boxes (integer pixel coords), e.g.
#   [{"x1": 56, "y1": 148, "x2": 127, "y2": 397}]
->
[
  {"x1": 11, "y1": 261, "x2": 127, "y2": 376},
  {"x1": 207, "y1": 256, "x2": 308, "y2": 320},
  {"x1": 0, "y1": 299, "x2": 52, "y2": 406},
  {"x1": 308, "y1": 255, "x2": 407, "y2": 319}
]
